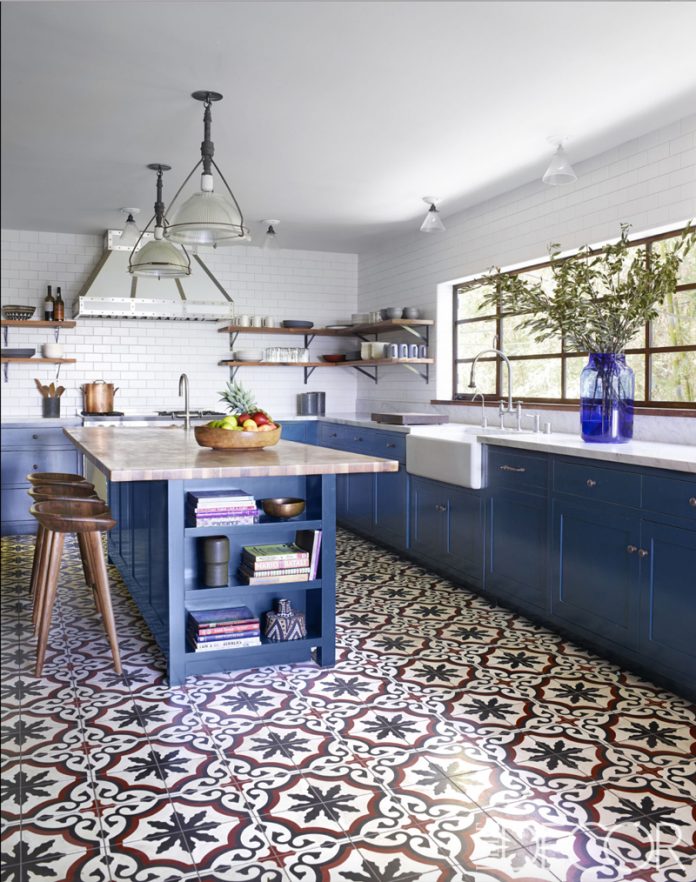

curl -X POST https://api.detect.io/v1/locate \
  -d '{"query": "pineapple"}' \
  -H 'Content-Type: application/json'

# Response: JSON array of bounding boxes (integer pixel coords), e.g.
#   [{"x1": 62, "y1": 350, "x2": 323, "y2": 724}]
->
[{"x1": 219, "y1": 380, "x2": 258, "y2": 416}]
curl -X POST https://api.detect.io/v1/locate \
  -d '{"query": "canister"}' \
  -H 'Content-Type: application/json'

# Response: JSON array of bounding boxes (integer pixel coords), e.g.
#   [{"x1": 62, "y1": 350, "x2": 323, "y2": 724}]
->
[{"x1": 298, "y1": 391, "x2": 326, "y2": 416}]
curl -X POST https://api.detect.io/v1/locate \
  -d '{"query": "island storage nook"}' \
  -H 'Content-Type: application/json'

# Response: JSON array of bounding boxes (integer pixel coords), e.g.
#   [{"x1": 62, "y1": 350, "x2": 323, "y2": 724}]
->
[{"x1": 65, "y1": 427, "x2": 398, "y2": 685}]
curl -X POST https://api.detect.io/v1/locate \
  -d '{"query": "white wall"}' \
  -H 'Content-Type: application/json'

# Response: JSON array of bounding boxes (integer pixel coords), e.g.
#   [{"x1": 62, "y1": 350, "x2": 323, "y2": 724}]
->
[
  {"x1": 0, "y1": 233, "x2": 358, "y2": 419},
  {"x1": 356, "y1": 114, "x2": 696, "y2": 443}
]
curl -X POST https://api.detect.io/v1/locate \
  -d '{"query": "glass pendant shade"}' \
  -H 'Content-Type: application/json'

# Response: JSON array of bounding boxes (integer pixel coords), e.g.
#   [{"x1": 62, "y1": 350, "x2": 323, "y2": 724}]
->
[
  {"x1": 262, "y1": 223, "x2": 280, "y2": 250},
  {"x1": 119, "y1": 213, "x2": 140, "y2": 247},
  {"x1": 542, "y1": 145, "x2": 577, "y2": 186},
  {"x1": 420, "y1": 204, "x2": 446, "y2": 233},
  {"x1": 129, "y1": 233, "x2": 191, "y2": 278},
  {"x1": 166, "y1": 189, "x2": 250, "y2": 245}
]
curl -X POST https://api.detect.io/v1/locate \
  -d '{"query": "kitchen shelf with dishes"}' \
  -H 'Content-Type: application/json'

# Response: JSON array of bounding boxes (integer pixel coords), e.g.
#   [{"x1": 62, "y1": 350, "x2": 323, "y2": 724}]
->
[
  {"x1": 1, "y1": 319, "x2": 77, "y2": 382},
  {"x1": 217, "y1": 318, "x2": 434, "y2": 384}
]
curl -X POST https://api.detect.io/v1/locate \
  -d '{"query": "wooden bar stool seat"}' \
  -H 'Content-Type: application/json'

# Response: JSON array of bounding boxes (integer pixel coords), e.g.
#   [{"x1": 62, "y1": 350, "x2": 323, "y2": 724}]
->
[
  {"x1": 30, "y1": 499, "x2": 121, "y2": 677},
  {"x1": 28, "y1": 483, "x2": 100, "y2": 607},
  {"x1": 27, "y1": 471, "x2": 90, "y2": 486}
]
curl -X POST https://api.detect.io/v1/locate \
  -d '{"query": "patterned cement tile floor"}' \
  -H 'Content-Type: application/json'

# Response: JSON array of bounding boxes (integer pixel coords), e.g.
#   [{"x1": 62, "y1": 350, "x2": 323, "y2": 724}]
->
[{"x1": 1, "y1": 530, "x2": 694, "y2": 882}]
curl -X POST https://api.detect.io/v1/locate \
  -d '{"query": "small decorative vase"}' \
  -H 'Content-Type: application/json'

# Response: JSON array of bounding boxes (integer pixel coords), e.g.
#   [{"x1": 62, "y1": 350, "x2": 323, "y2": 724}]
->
[
  {"x1": 264, "y1": 598, "x2": 306, "y2": 642},
  {"x1": 579, "y1": 353, "x2": 634, "y2": 444}
]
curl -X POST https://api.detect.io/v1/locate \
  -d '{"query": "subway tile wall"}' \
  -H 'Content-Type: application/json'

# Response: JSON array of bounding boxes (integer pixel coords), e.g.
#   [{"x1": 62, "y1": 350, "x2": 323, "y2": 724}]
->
[
  {"x1": 0, "y1": 238, "x2": 358, "y2": 419},
  {"x1": 356, "y1": 114, "x2": 696, "y2": 443}
]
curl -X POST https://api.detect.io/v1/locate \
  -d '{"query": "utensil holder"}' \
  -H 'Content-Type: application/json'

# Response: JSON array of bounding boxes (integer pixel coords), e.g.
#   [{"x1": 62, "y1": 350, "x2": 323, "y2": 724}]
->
[{"x1": 42, "y1": 398, "x2": 60, "y2": 418}]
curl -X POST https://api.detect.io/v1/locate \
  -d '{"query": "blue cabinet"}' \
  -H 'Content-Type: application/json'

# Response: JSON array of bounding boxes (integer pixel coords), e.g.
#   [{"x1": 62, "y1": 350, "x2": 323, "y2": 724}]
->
[
  {"x1": 280, "y1": 420, "x2": 316, "y2": 443},
  {"x1": 375, "y1": 467, "x2": 410, "y2": 551},
  {"x1": 551, "y1": 498, "x2": 640, "y2": 648},
  {"x1": 1, "y1": 423, "x2": 82, "y2": 536},
  {"x1": 410, "y1": 476, "x2": 482, "y2": 588}
]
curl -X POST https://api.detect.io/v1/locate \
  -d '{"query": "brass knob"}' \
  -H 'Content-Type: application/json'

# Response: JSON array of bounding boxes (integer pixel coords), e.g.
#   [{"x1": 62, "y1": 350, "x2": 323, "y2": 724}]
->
[
  {"x1": 33, "y1": 464, "x2": 39, "y2": 470},
  {"x1": 626, "y1": 545, "x2": 637, "y2": 554},
  {"x1": 638, "y1": 549, "x2": 649, "y2": 558},
  {"x1": 586, "y1": 479, "x2": 597, "y2": 488},
  {"x1": 689, "y1": 497, "x2": 696, "y2": 508}
]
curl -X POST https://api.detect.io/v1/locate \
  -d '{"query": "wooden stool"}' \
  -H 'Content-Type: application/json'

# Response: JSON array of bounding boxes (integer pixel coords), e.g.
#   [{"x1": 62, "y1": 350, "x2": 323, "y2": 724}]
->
[
  {"x1": 30, "y1": 499, "x2": 121, "y2": 676},
  {"x1": 27, "y1": 471, "x2": 90, "y2": 486},
  {"x1": 28, "y1": 483, "x2": 100, "y2": 614}
]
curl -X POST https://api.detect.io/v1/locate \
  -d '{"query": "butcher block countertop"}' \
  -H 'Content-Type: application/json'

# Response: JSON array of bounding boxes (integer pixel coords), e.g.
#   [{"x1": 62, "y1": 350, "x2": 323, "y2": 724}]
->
[{"x1": 64, "y1": 427, "x2": 399, "y2": 483}]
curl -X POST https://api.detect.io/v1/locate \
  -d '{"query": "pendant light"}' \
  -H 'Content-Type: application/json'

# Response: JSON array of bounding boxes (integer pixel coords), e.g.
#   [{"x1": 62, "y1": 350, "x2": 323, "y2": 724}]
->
[
  {"x1": 119, "y1": 208, "x2": 140, "y2": 247},
  {"x1": 420, "y1": 197, "x2": 446, "y2": 233},
  {"x1": 165, "y1": 91, "x2": 250, "y2": 246},
  {"x1": 261, "y1": 219, "x2": 280, "y2": 250},
  {"x1": 129, "y1": 165, "x2": 191, "y2": 278},
  {"x1": 542, "y1": 144, "x2": 577, "y2": 186}
]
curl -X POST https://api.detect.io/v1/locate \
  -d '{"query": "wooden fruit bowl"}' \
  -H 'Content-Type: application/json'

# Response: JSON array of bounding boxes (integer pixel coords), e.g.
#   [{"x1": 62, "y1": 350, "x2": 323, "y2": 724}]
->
[{"x1": 194, "y1": 423, "x2": 282, "y2": 450}]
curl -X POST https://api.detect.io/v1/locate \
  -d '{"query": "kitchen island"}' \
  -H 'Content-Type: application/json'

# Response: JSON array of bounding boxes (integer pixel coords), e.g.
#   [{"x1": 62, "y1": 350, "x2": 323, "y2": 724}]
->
[{"x1": 64, "y1": 427, "x2": 398, "y2": 685}]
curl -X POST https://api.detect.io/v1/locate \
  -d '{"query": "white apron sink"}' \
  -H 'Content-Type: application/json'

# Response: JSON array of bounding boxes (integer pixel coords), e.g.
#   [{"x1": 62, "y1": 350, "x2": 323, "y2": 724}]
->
[{"x1": 406, "y1": 428, "x2": 484, "y2": 489}]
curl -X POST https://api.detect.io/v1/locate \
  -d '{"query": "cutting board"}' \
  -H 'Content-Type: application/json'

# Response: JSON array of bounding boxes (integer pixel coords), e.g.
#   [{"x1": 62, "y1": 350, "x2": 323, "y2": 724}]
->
[{"x1": 371, "y1": 412, "x2": 450, "y2": 425}]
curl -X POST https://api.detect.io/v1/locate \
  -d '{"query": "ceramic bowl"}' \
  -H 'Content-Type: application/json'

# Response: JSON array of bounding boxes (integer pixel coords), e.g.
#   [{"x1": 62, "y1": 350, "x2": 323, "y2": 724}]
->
[
  {"x1": 194, "y1": 423, "x2": 281, "y2": 450},
  {"x1": 42, "y1": 343, "x2": 64, "y2": 358},
  {"x1": 321, "y1": 354, "x2": 346, "y2": 363},
  {"x1": 260, "y1": 497, "x2": 306, "y2": 518},
  {"x1": 2, "y1": 305, "x2": 36, "y2": 320},
  {"x1": 233, "y1": 349, "x2": 265, "y2": 362},
  {"x1": 403, "y1": 307, "x2": 421, "y2": 319},
  {"x1": 381, "y1": 307, "x2": 403, "y2": 320}
]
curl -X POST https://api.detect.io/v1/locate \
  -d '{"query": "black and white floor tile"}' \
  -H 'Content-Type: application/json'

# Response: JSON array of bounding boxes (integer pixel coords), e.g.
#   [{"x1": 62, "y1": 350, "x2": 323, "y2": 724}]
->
[{"x1": 1, "y1": 530, "x2": 694, "y2": 882}]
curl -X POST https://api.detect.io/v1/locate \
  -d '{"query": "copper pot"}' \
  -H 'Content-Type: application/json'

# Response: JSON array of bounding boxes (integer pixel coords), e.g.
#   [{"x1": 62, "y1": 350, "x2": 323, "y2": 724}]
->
[{"x1": 82, "y1": 381, "x2": 119, "y2": 413}]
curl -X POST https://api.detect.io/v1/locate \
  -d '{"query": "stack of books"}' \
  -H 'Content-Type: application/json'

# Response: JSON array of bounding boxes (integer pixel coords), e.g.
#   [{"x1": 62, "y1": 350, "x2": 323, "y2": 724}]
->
[
  {"x1": 187, "y1": 490, "x2": 259, "y2": 527},
  {"x1": 187, "y1": 606, "x2": 261, "y2": 652},
  {"x1": 238, "y1": 531, "x2": 322, "y2": 585}
]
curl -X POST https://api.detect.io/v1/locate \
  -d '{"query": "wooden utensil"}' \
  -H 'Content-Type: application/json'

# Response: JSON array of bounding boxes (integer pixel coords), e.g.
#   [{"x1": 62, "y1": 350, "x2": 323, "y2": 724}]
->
[
  {"x1": 48, "y1": 382, "x2": 55, "y2": 397},
  {"x1": 55, "y1": 386, "x2": 65, "y2": 397},
  {"x1": 34, "y1": 378, "x2": 48, "y2": 397}
]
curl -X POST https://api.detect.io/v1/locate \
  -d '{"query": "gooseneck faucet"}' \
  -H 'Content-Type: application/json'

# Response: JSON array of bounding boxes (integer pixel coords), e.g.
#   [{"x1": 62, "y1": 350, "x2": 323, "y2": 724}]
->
[
  {"x1": 471, "y1": 391, "x2": 487, "y2": 428},
  {"x1": 179, "y1": 373, "x2": 190, "y2": 431},
  {"x1": 468, "y1": 347, "x2": 513, "y2": 412}
]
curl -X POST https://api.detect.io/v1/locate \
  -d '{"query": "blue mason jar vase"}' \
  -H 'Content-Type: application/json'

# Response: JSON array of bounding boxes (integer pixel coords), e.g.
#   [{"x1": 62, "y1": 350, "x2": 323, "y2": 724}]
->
[{"x1": 579, "y1": 353, "x2": 634, "y2": 443}]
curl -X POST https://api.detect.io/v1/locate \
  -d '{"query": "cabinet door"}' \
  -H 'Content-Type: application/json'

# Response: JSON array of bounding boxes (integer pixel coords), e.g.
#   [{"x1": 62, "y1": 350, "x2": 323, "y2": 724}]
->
[
  {"x1": 342, "y1": 473, "x2": 376, "y2": 533},
  {"x1": 487, "y1": 489, "x2": 548, "y2": 613},
  {"x1": 639, "y1": 517, "x2": 696, "y2": 679},
  {"x1": 449, "y1": 485, "x2": 483, "y2": 588},
  {"x1": 410, "y1": 477, "x2": 449, "y2": 559},
  {"x1": 374, "y1": 467, "x2": 409, "y2": 551},
  {"x1": 336, "y1": 474, "x2": 348, "y2": 521},
  {"x1": 551, "y1": 498, "x2": 639, "y2": 649},
  {"x1": 280, "y1": 421, "x2": 307, "y2": 443}
]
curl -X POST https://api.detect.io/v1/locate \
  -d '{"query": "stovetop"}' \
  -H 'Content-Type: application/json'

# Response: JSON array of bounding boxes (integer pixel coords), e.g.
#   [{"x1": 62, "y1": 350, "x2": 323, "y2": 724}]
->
[
  {"x1": 81, "y1": 411, "x2": 125, "y2": 417},
  {"x1": 156, "y1": 410, "x2": 226, "y2": 419}
]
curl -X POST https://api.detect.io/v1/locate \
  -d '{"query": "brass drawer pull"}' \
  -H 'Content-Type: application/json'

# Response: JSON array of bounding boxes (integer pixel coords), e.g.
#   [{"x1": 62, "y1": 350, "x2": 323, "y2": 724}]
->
[
  {"x1": 434, "y1": 504, "x2": 447, "y2": 512},
  {"x1": 638, "y1": 548, "x2": 649, "y2": 558},
  {"x1": 586, "y1": 479, "x2": 597, "y2": 488},
  {"x1": 499, "y1": 465, "x2": 526, "y2": 473},
  {"x1": 690, "y1": 497, "x2": 696, "y2": 508},
  {"x1": 626, "y1": 545, "x2": 637, "y2": 554}
]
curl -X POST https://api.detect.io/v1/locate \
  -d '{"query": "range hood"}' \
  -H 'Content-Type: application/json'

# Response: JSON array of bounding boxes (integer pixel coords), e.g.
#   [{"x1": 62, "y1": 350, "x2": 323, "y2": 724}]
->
[{"x1": 74, "y1": 230, "x2": 235, "y2": 321}]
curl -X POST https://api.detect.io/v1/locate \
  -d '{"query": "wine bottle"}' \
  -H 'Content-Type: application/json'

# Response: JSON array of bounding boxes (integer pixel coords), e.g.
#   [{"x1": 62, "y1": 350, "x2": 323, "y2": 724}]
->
[
  {"x1": 44, "y1": 285, "x2": 54, "y2": 321},
  {"x1": 54, "y1": 287, "x2": 64, "y2": 322}
]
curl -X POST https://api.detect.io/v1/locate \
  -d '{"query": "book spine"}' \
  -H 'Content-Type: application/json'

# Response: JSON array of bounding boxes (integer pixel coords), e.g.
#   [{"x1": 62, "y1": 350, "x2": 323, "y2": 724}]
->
[
  {"x1": 242, "y1": 553, "x2": 309, "y2": 565},
  {"x1": 238, "y1": 571, "x2": 310, "y2": 585},
  {"x1": 239, "y1": 565, "x2": 310, "y2": 578},
  {"x1": 192, "y1": 507, "x2": 259, "y2": 516},
  {"x1": 186, "y1": 606, "x2": 255, "y2": 627},
  {"x1": 193, "y1": 623, "x2": 260, "y2": 635},
  {"x1": 194, "y1": 516, "x2": 259, "y2": 526},
  {"x1": 189, "y1": 637, "x2": 262, "y2": 652},
  {"x1": 189, "y1": 629, "x2": 260, "y2": 642}
]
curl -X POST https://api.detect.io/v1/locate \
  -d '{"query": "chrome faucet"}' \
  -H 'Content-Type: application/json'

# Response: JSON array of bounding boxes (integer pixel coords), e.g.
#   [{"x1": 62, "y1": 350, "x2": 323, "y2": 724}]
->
[
  {"x1": 468, "y1": 347, "x2": 514, "y2": 420},
  {"x1": 471, "y1": 391, "x2": 487, "y2": 428},
  {"x1": 178, "y1": 373, "x2": 190, "y2": 431}
]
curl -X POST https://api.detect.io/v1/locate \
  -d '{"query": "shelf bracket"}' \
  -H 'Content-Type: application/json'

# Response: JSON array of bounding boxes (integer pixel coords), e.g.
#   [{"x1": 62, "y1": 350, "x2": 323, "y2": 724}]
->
[
  {"x1": 2, "y1": 326, "x2": 8, "y2": 347},
  {"x1": 54, "y1": 327, "x2": 62, "y2": 343},
  {"x1": 303, "y1": 366, "x2": 317, "y2": 384},
  {"x1": 2, "y1": 363, "x2": 8, "y2": 383},
  {"x1": 397, "y1": 323, "x2": 428, "y2": 341},
  {"x1": 304, "y1": 333, "x2": 316, "y2": 347},
  {"x1": 228, "y1": 331, "x2": 239, "y2": 350},
  {"x1": 402, "y1": 363, "x2": 430, "y2": 383},
  {"x1": 54, "y1": 363, "x2": 62, "y2": 381},
  {"x1": 228, "y1": 365, "x2": 240, "y2": 381},
  {"x1": 353, "y1": 365, "x2": 378, "y2": 383}
]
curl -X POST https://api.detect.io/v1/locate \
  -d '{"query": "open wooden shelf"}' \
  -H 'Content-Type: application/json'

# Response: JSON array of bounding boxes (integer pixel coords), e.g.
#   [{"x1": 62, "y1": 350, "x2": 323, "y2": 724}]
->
[
  {"x1": 0, "y1": 319, "x2": 77, "y2": 328},
  {"x1": 217, "y1": 319, "x2": 433, "y2": 336},
  {"x1": 0, "y1": 357, "x2": 77, "y2": 364},
  {"x1": 218, "y1": 357, "x2": 434, "y2": 368}
]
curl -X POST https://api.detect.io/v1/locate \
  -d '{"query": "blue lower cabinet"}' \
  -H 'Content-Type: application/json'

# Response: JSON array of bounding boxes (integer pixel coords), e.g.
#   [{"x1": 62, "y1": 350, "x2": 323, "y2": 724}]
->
[
  {"x1": 551, "y1": 498, "x2": 640, "y2": 650},
  {"x1": 343, "y1": 473, "x2": 376, "y2": 533},
  {"x1": 336, "y1": 474, "x2": 348, "y2": 520},
  {"x1": 410, "y1": 476, "x2": 482, "y2": 587},
  {"x1": 486, "y1": 488, "x2": 547, "y2": 613},
  {"x1": 280, "y1": 421, "x2": 310, "y2": 443},
  {"x1": 374, "y1": 467, "x2": 409, "y2": 551},
  {"x1": 639, "y1": 517, "x2": 696, "y2": 680}
]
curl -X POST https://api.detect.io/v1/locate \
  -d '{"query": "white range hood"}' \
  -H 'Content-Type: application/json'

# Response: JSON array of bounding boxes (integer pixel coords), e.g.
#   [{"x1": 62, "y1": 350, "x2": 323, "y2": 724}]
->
[{"x1": 74, "y1": 230, "x2": 235, "y2": 321}]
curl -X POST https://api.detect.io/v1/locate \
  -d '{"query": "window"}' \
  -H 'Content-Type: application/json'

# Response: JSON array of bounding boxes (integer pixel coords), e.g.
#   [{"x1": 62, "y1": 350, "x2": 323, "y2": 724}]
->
[{"x1": 453, "y1": 227, "x2": 695, "y2": 409}]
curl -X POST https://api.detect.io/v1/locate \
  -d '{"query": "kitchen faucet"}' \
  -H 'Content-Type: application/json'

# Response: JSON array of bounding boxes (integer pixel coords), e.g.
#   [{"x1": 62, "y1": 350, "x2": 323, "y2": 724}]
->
[
  {"x1": 471, "y1": 391, "x2": 487, "y2": 428},
  {"x1": 468, "y1": 347, "x2": 518, "y2": 429},
  {"x1": 178, "y1": 373, "x2": 190, "y2": 431}
]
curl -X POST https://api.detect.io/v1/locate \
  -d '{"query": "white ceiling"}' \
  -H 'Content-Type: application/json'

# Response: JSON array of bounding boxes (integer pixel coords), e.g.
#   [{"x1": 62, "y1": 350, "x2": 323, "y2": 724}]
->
[{"x1": 2, "y1": 1, "x2": 696, "y2": 252}]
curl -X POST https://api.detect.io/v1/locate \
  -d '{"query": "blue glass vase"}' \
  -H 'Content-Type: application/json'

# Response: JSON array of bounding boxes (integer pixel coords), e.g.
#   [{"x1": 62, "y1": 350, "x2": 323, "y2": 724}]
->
[{"x1": 579, "y1": 353, "x2": 634, "y2": 443}]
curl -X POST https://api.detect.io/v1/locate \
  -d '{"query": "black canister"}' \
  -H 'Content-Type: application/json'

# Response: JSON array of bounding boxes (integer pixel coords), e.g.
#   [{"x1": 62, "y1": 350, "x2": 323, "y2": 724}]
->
[
  {"x1": 298, "y1": 392, "x2": 326, "y2": 416},
  {"x1": 202, "y1": 536, "x2": 230, "y2": 587},
  {"x1": 42, "y1": 398, "x2": 60, "y2": 418}
]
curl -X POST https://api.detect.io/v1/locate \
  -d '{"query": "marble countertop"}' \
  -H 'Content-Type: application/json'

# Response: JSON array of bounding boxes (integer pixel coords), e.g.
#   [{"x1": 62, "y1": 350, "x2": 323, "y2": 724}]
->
[
  {"x1": 2, "y1": 416, "x2": 82, "y2": 427},
  {"x1": 63, "y1": 427, "x2": 399, "y2": 482}
]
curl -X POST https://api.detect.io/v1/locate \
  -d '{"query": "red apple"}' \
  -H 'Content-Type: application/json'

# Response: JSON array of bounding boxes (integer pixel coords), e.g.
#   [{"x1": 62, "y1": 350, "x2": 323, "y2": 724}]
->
[
  {"x1": 237, "y1": 412, "x2": 250, "y2": 424},
  {"x1": 252, "y1": 411, "x2": 270, "y2": 427}
]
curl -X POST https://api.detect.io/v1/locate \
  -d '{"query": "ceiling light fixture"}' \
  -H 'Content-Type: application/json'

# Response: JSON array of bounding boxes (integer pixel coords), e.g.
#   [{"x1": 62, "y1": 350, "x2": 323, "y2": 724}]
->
[
  {"x1": 128, "y1": 165, "x2": 191, "y2": 279},
  {"x1": 165, "y1": 91, "x2": 250, "y2": 246},
  {"x1": 542, "y1": 143, "x2": 577, "y2": 186},
  {"x1": 261, "y1": 219, "x2": 280, "y2": 250},
  {"x1": 118, "y1": 208, "x2": 140, "y2": 247},
  {"x1": 420, "y1": 197, "x2": 446, "y2": 233}
]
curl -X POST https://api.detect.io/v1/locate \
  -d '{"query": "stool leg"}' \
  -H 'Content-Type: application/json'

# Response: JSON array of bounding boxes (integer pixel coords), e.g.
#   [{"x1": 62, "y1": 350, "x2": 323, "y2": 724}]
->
[
  {"x1": 29, "y1": 525, "x2": 45, "y2": 596},
  {"x1": 77, "y1": 533, "x2": 102, "y2": 616},
  {"x1": 32, "y1": 529, "x2": 55, "y2": 632},
  {"x1": 35, "y1": 531, "x2": 64, "y2": 676},
  {"x1": 85, "y1": 531, "x2": 122, "y2": 675}
]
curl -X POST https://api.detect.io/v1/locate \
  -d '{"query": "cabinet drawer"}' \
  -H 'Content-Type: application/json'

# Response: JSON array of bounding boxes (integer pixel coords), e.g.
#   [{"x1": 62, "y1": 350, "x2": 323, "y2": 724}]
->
[
  {"x1": 643, "y1": 474, "x2": 696, "y2": 522},
  {"x1": 553, "y1": 459, "x2": 641, "y2": 508},
  {"x1": 368, "y1": 431, "x2": 405, "y2": 463},
  {"x1": 318, "y1": 422, "x2": 351, "y2": 448},
  {"x1": 0, "y1": 486, "x2": 34, "y2": 525},
  {"x1": 1, "y1": 426, "x2": 73, "y2": 449},
  {"x1": 487, "y1": 446, "x2": 547, "y2": 492},
  {"x1": 0, "y1": 447, "x2": 81, "y2": 487}
]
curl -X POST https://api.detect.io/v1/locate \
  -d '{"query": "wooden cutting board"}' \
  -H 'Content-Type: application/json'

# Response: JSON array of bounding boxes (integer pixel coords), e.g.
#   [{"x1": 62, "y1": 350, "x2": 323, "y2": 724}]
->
[{"x1": 371, "y1": 412, "x2": 450, "y2": 425}]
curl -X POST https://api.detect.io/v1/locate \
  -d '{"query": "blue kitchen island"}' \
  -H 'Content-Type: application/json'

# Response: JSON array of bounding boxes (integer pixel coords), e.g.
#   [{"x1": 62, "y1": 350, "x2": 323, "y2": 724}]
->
[{"x1": 64, "y1": 427, "x2": 398, "y2": 685}]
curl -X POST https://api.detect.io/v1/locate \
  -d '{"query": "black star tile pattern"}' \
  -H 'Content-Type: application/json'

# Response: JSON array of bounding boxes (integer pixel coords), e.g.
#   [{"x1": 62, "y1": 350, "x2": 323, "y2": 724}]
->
[{"x1": 1, "y1": 530, "x2": 694, "y2": 882}]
